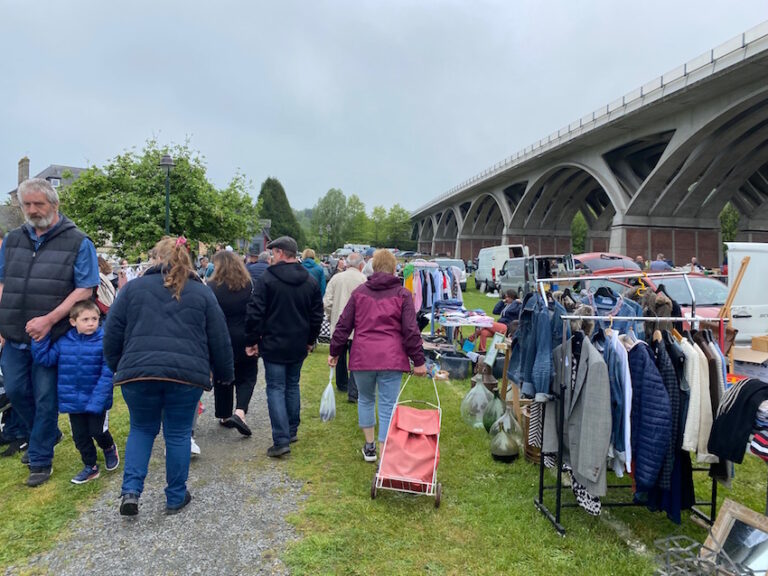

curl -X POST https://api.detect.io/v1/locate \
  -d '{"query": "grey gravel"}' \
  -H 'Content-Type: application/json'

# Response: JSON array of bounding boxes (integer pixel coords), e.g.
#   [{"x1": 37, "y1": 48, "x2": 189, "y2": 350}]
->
[{"x1": 16, "y1": 362, "x2": 304, "y2": 576}]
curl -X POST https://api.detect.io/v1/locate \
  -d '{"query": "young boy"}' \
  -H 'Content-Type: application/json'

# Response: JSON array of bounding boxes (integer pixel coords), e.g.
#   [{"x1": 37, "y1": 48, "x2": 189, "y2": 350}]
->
[{"x1": 31, "y1": 299, "x2": 119, "y2": 484}]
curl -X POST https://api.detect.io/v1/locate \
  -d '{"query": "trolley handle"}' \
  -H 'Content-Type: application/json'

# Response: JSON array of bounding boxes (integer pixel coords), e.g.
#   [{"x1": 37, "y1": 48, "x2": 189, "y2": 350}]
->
[{"x1": 398, "y1": 374, "x2": 441, "y2": 411}]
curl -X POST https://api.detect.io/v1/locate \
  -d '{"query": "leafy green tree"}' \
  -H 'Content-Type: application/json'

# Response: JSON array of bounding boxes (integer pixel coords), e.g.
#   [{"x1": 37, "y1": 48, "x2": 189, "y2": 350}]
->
[
  {"x1": 720, "y1": 202, "x2": 740, "y2": 244},
  {"x1": 370, "y1": 205, "x2": 387, "y2": 246},
  {"x1": 344, "y1": 194, "x2": 370, "y2": 243},
  {"x1": 258, "y1": 177, "x2": 305, "y2": 248},
  {"x1": 60, "y1": 140, "x2": 257, "y2": 259},
  {"x1": 384, "y1": 204, "x2": 413, "y2": 249},
  {"x1": 311, "y1": 188, "x2": 348, "y2": 252},
  {"x1": 571, "y1": 211, "x2": 588, "y2": 254}
]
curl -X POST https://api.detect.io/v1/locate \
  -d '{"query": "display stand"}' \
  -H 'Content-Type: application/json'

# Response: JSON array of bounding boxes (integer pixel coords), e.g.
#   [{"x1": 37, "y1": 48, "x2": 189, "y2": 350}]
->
[{"x1": 533, "y1": 310, "x2": 726, "y2": 536}]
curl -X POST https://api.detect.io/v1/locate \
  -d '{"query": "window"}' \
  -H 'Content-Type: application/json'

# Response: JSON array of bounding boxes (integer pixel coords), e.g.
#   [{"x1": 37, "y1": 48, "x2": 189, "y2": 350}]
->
[{"x1": 49, "y1": 178, "x2": 61, "y2": 188}]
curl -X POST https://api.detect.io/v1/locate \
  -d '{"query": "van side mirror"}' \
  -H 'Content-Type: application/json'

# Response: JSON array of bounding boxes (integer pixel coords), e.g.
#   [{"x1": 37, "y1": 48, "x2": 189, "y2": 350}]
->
[{"x1": 499, "y1": 269, "x2": 506, "y2": 276}]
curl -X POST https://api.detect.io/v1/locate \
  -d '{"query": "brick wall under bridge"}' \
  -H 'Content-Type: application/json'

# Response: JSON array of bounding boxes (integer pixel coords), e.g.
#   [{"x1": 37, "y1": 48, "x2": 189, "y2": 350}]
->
[{"x1": 622, "y1": 227, "x2": 721, "y2": 268}]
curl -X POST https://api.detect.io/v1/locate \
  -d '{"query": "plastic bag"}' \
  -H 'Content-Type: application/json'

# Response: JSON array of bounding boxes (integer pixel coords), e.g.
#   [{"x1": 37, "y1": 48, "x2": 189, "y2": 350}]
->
[
  {"x1": 460, "y1": 383, "x2": 492, "y2": 429},
  {"x1": 483, "y1": 390, "x2": 505, "y2": 433},
  {"x1": 490, "y1": 408, "x2": 522, "y2": 463},
  {"x1": 319, "y1": 368, "x2": 336, "y2": 422}
]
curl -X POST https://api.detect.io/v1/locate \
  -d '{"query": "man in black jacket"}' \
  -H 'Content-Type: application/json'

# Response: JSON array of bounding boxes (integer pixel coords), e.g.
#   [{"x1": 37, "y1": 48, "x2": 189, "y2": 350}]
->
[
  {"x1": 245, "y1": 236, "x2": 323, "y2": 458},
  {"x1": 0, "y1": 178, "x2": 99, "y2": 486}
]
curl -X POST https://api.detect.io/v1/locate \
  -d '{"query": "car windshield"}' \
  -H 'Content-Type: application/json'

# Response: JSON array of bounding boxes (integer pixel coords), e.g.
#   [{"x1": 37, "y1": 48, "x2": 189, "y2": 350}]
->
[
  {"x1": 658, "y1": 277, "x2": 729, "y2": 307},
  {"x1": 435, "y1": 259, "x2": 465, "y2": 271}
]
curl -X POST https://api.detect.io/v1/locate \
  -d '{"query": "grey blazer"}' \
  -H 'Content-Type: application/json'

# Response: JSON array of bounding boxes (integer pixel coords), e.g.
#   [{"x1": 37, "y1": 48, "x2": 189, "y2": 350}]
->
[{"x1": 543, "y1": 336, "x2": 612, "y2": 497}]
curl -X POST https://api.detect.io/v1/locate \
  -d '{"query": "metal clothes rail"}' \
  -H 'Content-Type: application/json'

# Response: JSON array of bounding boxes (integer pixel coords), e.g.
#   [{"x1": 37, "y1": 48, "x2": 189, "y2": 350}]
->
[{"x1": 532, "y1": 292, "x2": 725, "y2": 535}]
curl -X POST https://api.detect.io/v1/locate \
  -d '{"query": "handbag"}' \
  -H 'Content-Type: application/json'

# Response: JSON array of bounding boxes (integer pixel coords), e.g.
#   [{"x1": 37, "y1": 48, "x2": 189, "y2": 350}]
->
[{"x1": 317, "y1": 313, "x2": 332, "y2": 343}]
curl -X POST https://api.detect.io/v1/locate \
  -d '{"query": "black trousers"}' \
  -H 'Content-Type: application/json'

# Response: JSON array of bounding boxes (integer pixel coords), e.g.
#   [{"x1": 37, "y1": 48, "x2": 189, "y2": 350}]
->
[
  {"x1": 69, "y1": 412, "x2": 114, "y2": 467},
  {"x1": 335, "y1": 340, "x2": 358, "y2": 401},
  {"x1": 214, "y1": 355, "x2": 258, "y2": 418}
]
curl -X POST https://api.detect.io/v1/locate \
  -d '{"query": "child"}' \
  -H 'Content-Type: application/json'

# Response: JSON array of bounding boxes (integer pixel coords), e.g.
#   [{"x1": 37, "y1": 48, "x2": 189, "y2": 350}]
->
[{"x1": 31, "y1": 299, "x2": 119, "y2": 484}]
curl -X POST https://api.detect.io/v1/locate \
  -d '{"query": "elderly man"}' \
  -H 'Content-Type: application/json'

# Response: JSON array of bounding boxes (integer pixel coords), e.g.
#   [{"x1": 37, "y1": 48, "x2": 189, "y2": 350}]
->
[
  {"x1": 0, "y1": 178, "x2": 99, "y2": 486},
  {"x1": 246, "y1": 247, "x2": 270, "y2": 284},
  {"x1": 245, "y1": 236, "x2": 323, "y2": 458},
  {"x1": 649, "y1": 253, "x2": 673, "y2": 272},
  {"x1": 324, "y1": 252, "x2": 366, "y2": 402}
]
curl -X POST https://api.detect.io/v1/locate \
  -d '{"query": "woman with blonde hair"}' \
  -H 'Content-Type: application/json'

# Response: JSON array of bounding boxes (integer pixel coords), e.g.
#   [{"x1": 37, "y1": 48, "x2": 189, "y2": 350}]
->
[
  {"x1": 104, "y1": 237, "x2": 233, "y2": 516},
  {"x1": 209, "y1": 250, "x2": 257, "y2": 436},
  {"x1": 328, "y1": 249, "x2": 426, "y2": 463}
]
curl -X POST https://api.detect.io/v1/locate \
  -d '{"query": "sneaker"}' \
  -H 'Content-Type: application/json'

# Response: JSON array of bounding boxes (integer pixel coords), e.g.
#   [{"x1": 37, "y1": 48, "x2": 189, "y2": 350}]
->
[
  {"x1": 190, "y1": 437, "x2": 201, "y2": 456},
  {"x1": 266, "y1": 445, "x2": 291, "y2": 458},
  {"x1": 120, "y1": 493, "x2": 139, "y2": 516},
  {"x1": 289, "y1": 435, "x2": 298, "y2": 444},
  {"x1": 26, "y1": 466, "x2": 52, "y2": 487},
  {"x1": 71, "y1": 464, "x2": 100, "y2": 484},
  {"x1": 362, "y1": 442, "x2": 377, "y2": 462},
  {"x1": 20, "y1": 446, "x2": 29, "y2": 465},
  {"x1": 104, "y1": 445, "x2": 120, "y2": 471},
  {"x1": 1, "y1": 439, "x2": 27, "y2": 458},
  {"x1": 166, "y1": 490, "x2": 192, "y2": 515}
]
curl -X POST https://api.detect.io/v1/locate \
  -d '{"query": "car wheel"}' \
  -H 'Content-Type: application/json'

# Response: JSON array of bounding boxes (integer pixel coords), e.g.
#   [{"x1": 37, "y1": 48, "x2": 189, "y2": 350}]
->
[{"x1": 475, "y1": 279, "x2": 480, "y2": 290}]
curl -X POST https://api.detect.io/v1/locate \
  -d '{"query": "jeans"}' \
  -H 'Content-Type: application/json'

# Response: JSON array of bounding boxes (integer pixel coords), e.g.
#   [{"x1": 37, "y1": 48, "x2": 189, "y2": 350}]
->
[
  {"x1": 354, "y1": 371, "x2": 402, "y2": 443},
  {"x1": 121, "y1": 381, "x2": 203, "y2": 507},
  {"x1": 214, "y1": 355, "x2": 258, "y2": 418},
  {"x1": 1, "y1": 407, "x2": 28, "y2": 441},
  {"x1": 335, "y1": 340, "x2": 358, "y2": 401},
  {"x1": 1, "y1": 344, "x2": 58, "y2": 467},
  {"x1": 263, "y1": 360, "x2": 303, "y2": 448},
  {"x1": 69, "y1": 412, "x2": 115, "y2": 467}
]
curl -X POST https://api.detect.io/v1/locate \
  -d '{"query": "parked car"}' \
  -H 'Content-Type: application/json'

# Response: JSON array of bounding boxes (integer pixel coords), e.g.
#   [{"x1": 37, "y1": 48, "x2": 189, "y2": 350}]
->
[
  {"x1": 432, "y1": 258, "x2": 467, "y2": 291},
  {"x1": 396, "y1": 250, "x2": 416, "y2": 258},
  {"x1": 574, "y1": 252, "x2": 641, "y2": 274},
  {"x1": 498, "y1": 255, "x2": 570, "y2": 297},
  {"x1": 475, "y1": 245, "x2": 527, "y2": 291}
]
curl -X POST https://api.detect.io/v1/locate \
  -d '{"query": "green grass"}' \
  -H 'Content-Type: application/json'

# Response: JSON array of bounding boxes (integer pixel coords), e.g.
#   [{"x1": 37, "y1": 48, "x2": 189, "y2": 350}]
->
[
  {"x1": 0, "y1": 396, "x2": 130, "y2": 570},
  {"x1": 283, "y1": 280, "x2": 768, "y2": 575}
]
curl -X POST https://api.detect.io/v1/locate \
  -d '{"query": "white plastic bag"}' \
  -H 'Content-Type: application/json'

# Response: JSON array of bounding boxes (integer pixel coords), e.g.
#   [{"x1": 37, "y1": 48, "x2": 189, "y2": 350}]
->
[
  {"x1": 319, "y1": 368, "x2": 336, "y2": 422},
  {"x1": 460, "y1": 383, "x2": 493, "y2": 429}
]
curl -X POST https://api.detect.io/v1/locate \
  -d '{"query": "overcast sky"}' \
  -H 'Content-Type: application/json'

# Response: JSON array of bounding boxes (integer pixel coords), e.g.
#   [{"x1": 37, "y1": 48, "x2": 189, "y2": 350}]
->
[{"x1": 1, "y1": 1, "x2": 766, "y2": 212}]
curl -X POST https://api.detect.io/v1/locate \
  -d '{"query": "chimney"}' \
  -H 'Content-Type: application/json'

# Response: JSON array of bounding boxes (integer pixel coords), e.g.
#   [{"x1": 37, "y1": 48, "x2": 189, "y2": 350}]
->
[{"x1": 18, "y1": 156, "x2": 30, "y2": 185}]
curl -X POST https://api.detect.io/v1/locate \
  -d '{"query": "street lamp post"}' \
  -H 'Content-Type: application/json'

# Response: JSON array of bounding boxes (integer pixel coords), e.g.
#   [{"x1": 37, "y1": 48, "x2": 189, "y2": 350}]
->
[{"x1": 158, "y1": 154, "x2": 175, "y2": 235}]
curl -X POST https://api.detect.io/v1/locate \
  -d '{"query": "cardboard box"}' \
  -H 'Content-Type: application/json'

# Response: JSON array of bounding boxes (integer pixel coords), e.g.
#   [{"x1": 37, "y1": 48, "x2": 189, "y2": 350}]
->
[{"x1": 752, "y1": 335, "x2": 768, "y2": 353}]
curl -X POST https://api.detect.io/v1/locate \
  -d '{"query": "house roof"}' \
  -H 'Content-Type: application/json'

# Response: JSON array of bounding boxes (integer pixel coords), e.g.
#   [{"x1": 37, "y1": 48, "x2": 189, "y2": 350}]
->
[{"x1": 8, "y1": 164, "x2": 86, "y2": 196}]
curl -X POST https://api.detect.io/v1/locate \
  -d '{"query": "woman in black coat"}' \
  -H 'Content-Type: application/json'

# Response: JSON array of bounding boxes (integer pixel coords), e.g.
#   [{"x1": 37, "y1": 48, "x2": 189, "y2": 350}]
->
[
  {"x1": 104, "y1": 237, "x2": 233, "y2": 516},
  {"x1": 208, "y1": 251, "x2": 258, "y2": 436}
]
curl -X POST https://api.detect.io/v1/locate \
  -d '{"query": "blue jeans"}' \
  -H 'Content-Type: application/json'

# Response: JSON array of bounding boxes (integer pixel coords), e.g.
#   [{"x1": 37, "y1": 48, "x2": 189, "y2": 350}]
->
[
  {"x1": 263, "y1": 360, "x2": 303, "y2": 448},
  {"x1": 354, "y1": 371, "x2": 402, "y2": 443},
  {"x1": 1, "y1": 344, "x2": 58, "y2": 467},
  {"x1": 121, "y1": 381, "x2": 202, "y2": 508}
]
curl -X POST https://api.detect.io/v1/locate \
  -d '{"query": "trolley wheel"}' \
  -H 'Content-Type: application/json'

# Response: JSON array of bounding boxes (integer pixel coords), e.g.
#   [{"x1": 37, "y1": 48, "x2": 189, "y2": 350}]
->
[
  {"x1": 371, "y1": 475, "x2": 377, "y2": 499},
  {"x1": 434, "y1": 483, "x2": 442, "y2": 508}
]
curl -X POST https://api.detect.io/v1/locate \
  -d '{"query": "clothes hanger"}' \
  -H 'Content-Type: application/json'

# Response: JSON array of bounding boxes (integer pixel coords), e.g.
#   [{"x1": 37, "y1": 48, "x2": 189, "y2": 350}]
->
[
  {"x1": 637, "y1": 273, "x2": 648, "y2": 297},
  {"x1": 653, "y1": 328, "x2": 663, "y2": 342},
  {"x1": 671, "y1": 328, "x2": 684, "y2": 342},
  {"x1": 605, "y1": 315, "x2": 614, "y2": 337},
  {"x1": 595, "y1": 286, "x2": 616, "y2": 299}
]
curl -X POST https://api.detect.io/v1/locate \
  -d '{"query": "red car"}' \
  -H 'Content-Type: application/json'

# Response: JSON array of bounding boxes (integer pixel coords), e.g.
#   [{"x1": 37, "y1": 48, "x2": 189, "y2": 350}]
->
[{"x1": 573, "y1": 252, "x2": 641, "y2": 275}]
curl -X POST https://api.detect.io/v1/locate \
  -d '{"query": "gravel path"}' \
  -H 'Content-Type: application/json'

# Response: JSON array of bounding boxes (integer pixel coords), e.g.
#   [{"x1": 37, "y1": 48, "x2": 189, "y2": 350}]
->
[{"x1": 22, "y1": 362, "x2": 304, "y2": 576}]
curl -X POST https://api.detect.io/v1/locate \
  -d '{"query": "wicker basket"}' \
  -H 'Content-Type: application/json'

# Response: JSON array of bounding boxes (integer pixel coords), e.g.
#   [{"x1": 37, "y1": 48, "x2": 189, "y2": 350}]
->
[{"x1": 520, "y1": 401, "x2": 540, "y2": 465}]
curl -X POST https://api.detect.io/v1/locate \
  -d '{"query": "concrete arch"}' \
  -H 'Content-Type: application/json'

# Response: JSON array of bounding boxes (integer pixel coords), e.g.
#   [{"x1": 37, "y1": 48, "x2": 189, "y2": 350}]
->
[
  {"x1": 459, "y1": 193, "x2": 507, "y2": 238},
  {"x1": 510, "y1": 161, "x2": 624, "y2": 234},
  {"x1": 434, "y1": 206, "x2": 462, "y2": 240},
  {"x1": 627, "y1": 84, "x2": 768, "y2": 216}
]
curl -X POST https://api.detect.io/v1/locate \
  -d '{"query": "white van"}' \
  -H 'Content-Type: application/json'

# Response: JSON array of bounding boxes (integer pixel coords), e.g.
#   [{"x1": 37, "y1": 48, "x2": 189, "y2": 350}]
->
[
  {"x1": 727, "y1": 242, "x2": 768, "y2": 344},
  {"x1": 475, "y1": 245, "x2": 527, "y2": 292}
]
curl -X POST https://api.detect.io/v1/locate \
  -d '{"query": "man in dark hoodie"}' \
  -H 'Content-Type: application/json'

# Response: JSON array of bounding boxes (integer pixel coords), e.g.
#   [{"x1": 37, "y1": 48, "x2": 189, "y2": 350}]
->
[{"x1": 245, "y1": 236, "x2": 324, "y2": 458}]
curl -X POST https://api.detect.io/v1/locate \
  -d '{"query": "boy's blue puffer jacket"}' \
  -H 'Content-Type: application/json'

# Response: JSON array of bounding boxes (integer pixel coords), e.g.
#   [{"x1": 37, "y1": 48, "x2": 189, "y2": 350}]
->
[{"x1": 31, "y1": 326, "x2": 114, "y2": 414}]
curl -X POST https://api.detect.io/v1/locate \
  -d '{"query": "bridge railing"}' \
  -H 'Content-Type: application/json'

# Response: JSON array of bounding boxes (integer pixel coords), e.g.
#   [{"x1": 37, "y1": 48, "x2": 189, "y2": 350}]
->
[{"x1": 413, "y1": 20, "x2": 768, "y2": 218}]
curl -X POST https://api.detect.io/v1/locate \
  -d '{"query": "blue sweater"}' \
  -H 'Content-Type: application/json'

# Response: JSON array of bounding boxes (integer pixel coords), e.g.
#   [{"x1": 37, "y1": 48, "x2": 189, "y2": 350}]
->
[
  {"x1": 302, "y1": 259, "x2": 326, "y2": 296},
  {"x1": 103, "y1": 266, "x2": 234, "y2": 389},
  {"x1": 31, "y1": 327, "x2": 114, "y2": 414}
]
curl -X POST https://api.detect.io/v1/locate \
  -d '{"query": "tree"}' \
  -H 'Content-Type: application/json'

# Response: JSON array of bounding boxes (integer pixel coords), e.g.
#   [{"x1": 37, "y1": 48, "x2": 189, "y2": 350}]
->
[
  {"x1": 370, "y1": 205, "x2": 387, "y2": 246},
  {"x1": 720, "y1": 202, "x2": 740, "y2": 245},
  {"x1": 258, "y1": 177, "x2": 305, "y2": 248},
  {"x1": 571, "y1": 211, "x2": 588, "y2": 254},
  {"x1": 311, "y1": 188, "x2": 348, "y2": 252},
  {"x1": 344, "y1": 194, "x2": 370, "y2": 243},
  {"x1": 60, "y1": 140, "x2": 257, "y2": 259},
  {"x1": 384, "y1": 204, "x2": 413, "y2": 249}
]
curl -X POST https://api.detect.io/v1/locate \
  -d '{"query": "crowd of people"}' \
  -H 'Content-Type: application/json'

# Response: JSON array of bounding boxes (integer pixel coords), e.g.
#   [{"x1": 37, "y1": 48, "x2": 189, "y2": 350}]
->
[{"x1": 0, "y1": 177, "x2": 427, "y2": 517}]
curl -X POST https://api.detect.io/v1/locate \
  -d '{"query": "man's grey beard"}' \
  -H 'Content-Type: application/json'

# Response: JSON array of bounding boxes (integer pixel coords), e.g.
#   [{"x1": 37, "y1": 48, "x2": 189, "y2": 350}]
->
[{"x1": 25, "y1": 212, "x2": 56, "y2": 229}]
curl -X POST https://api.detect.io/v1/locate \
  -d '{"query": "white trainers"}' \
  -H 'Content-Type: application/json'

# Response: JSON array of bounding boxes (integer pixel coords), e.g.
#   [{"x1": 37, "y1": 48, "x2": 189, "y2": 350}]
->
[{"x1": 190, "y1": 437, "x2": 201, "y2": 456}]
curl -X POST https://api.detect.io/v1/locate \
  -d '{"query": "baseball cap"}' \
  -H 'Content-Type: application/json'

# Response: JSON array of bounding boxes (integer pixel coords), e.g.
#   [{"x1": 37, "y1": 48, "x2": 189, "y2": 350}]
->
[
  {"x1": 267, "y1": 236, "x2": 298, "y2": 253},
  {"x1": 364, "y1": 247, "x2": 375, "y2": 258}
]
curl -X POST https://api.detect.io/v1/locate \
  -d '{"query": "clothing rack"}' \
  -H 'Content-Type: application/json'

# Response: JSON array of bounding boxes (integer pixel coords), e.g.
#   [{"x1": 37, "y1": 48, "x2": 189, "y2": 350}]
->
[{"x1": 534, "y1": 311, "x2": 726, "y2": 536}]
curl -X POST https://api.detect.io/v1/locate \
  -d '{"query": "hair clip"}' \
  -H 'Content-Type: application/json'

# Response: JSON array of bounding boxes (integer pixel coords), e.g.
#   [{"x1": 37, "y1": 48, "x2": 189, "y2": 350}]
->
[{"x1": 175, "y1": 236, "x2": 187, "y2": 248}]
